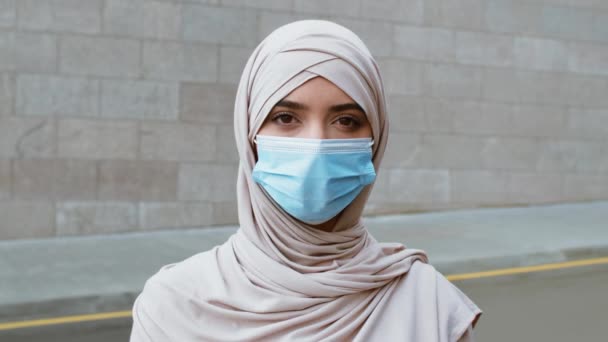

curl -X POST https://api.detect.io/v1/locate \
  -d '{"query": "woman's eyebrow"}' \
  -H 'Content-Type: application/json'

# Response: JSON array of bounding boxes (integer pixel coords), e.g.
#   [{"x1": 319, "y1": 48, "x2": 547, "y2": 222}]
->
[
  {"x1": 274, "y1": 100, "x2": 308, "y2": 110},
  {"x1": 329, "y1": 102, "x2": 364, "y2": 113},
  {"x1": 274, "y1": 100, "x2": 364, "y2": 113}
]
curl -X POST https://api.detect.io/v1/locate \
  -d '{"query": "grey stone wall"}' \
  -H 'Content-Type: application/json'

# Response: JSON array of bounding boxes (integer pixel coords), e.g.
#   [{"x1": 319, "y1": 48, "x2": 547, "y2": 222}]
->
[{"x1": 0, "y1": 0, "x2": 607, "y2": 240}]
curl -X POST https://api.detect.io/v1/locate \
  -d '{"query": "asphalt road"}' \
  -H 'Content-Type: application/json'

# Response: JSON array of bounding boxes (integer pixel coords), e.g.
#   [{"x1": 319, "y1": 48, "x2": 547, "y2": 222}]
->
[{"x1": 2, "y1": 264, "x2": 607, "y2": 342}]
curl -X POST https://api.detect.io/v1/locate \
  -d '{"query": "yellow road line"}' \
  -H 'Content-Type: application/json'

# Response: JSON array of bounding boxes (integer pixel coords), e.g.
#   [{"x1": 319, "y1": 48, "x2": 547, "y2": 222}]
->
[
  {"x1": 446, "y1": 256, "x2": 608, "y2": 281},
  {"x1": 0, "y1": 311, "x2": 131, "y2": 331},
  {"x1": 1, "y1": 256, "x2": 608, "y2": 332}
]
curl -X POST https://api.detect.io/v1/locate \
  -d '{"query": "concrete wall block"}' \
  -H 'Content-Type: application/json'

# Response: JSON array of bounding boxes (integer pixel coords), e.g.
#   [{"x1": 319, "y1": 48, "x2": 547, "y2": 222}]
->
[
  {"x1": 219, "y1": 46, "x2": 252, "y2": 84},
  {"x1": 425, "y1": 0, "x2": 484, "y2": 29},
  {"x1": 516, "y1": 71, "x2": 569, "y2": 106},
  {"x1": 382, "y1": 132, "x2": 422, "y2": 168},
  {"x1": 215, "y1": 125, "x2": 239, "y2": 162},
  {"x1": 0, "y1": 0, "x2": 16, "y2": 28},
  {"x1": 179, "y1": 82, "x2": 235, "y2": 124},
  {"x1": 563, "y1": 174, "x2": 608, "y2": 201},
  {"x1": 0, "y1": 158, "x2": 10, "y2": 199},
  {"x1": 564, "y1": 75, "x2": 608, "y2": 108},
  {"x1": 181, "y1": 4, "x2": 257, "y2": 46},
  {"x1": 539, "y1": 0, "x2": 608, "y2": 10},
  {"x1": 537, "y1": 140, "x2": 606, "y2": 173},
  {"x1": 257, "y1": 11, "x2": 313, "y2": 42},
  {"x1": 423, "y1": 99, "x2": 456, "y2": 133},
  {"x1": 507, "y1": 172, "x2": 563, "y2": 204},
  {"x1": 139, "y1": 201, "x2": 214, "y2": 230},
  {"x1": 455, "y1": 31, "x2": 514, "y2": 67},
  {"x1": 56, "y1": 201, "x2": 137, "y2": 235},
  {"x1": 178, "y1": 163, "x2": 238, "y2": 202},
  {"x1": 366, "y1": 167, "x2": 389, "y2": 204},
  {"x1": 540, "y1": 5, "x2": 594, "y2": 41},
  {"x1": 212, "y1": 201, "x2": 238, "y2": 225},
  {"x1": 103, "y1": 0, "x2": 181, "y2": 39},
  {"x1": 568, "y1": 42, "x2": 608, "y2": 76},
  {"x1": 0, "y1": 73, "x2": 14, "y2": 116},
  {"x1": 450, "y1": 169, "x2": 510, "y2": 204},
  {"x1": 393, "y1": 26, "x2": 456, "y2": 63},
  {"x1": 221, "y1": 0, "x2": 292, "y2": 10},
  {"x1": 0, "y1": 117, "x2": 55, "y2": 158},
  {"x1": 101, "y1": 80, "x2": 178, "y2": 120},
  {"x1": 377, "y1": 59, "x2": 424, "y2": 96},
  {"x1": 426, "y1": 64, "x2": 482, "y2": 99},
  {"x1": 293, "y1": 0, "x2": 359, "y2": 18},
  {"x1": 387, "y1": 169, "x2": 450, "y2": 203},
  {"x1": 510, "y1": 104, "x2": 568, "y2": 138},
  {"x1": 333, "y1": 18, "x2": 393, "y2": 57},
  {"x1": 359, "y1": 0, "x2": 424, "y2": 24},
  {"x1": 184, "y1": 0, "x2": 219, "y2": 4},
  {"x1": 98, "y1": 160, "x2": 178, "y2": 201},
  {"x1": 14, "y1": 32, "x2": 57, "y2": 73},
  {"x1": 481, "y1": 137, "x2": 539, "y2": 170},
  {"x1": 484, "y1": 69, "x2": 569, "y2": 105},
  {"x1": 60, "y1": 36, "x2": 140, "y2": 78},
  {"x1": 484, "y1": 0, "x2": 542, "y2": 34},
  {"x1": 419, "y1": 134, "x2": 484, "y2": 169},
  {"x1": 0, "y1": 201, "x2": 55, "y2": 239},
  {"x1": 17, "y1": 0, "x2": 102, "y2": 34},
  {"x1": 140, "y1": 122, "x2": 216, "y2": 162},
  {"x1": 13, "y1": 159, "x2": 96, "y2": 200},
  {"x1": 143, "y1": 41, "x2": 218, "y2": 82},
  {"x1": 452, "y1": 101, "x2": 513, "y2": 136},
  {"x1": 514, "y1": 37, "x2": 568, "y2": 72},
  {"x1": 393, "y1": 25, "x2": 430, "y2": 60},
  {"x1": 566, "y1": 108, "x2": 608, "y2": 140},
  {"x1": 425, "y1": 28, "x2": 456, "y2": 63},
  {"x1": 58, "y1": 119, "x2": 137, "y2": 159},
  {"x1": 387, "y1": 95, "x2": 427, "y2": 132},
  {"x1": 592, "y1": 12, "x2": 608, "y2": 43},
  {"x1": 594, "y1": 144, "x2": 608, "y2": 173},
  {"x1": 0, "y1": 31, "x2": 15, "y2": 71},
  {"x1": 17, "y1": 74, "x2": 98, "y2": 117}
]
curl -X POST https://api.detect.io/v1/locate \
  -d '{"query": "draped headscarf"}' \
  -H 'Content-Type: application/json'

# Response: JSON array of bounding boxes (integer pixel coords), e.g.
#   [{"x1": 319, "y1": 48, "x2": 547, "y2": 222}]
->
[{"x1": 131, "y1": 20, "x2": 481, "y2": 342}]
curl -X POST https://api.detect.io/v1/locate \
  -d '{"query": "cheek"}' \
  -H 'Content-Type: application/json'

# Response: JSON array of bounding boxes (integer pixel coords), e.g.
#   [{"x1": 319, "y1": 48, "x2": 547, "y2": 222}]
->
[{"x1": 360, "y1": 124, "x2": 373, "y2": 138}]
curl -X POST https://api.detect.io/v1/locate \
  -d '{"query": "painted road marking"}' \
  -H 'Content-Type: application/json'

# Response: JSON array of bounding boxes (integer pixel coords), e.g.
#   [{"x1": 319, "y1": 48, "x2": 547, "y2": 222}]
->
[
  {"x1": 0, "y1": 311, "x2": 132, "y2": 331},
  {"x1": 445, "y1": 256, "x2": 608, "y2": 281},
  {"x1": 1, "y1": 256, "x2": 608, "y2": 332}
]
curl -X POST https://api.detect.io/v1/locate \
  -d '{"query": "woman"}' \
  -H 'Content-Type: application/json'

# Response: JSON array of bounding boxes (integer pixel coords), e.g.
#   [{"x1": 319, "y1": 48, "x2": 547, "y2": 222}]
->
[{"x1": 130, "y1": 20, "x2": 481, "y2": 341}]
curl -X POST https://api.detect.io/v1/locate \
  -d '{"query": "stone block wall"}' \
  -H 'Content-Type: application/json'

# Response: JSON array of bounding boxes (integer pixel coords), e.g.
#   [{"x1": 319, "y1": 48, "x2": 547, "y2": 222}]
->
[{"x1": 0, "y1": 0, "x2": 607, "y2": 239}]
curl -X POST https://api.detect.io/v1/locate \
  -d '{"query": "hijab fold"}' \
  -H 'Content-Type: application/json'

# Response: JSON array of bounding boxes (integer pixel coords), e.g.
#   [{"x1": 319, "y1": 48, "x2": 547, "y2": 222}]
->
[{"x1": 131, "y1": 20, "x2": 480, "y2": 342}]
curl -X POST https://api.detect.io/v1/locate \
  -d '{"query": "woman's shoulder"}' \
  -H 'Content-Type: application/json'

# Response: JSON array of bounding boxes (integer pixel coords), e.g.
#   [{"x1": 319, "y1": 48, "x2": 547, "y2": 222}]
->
[
  {"x1": 130, "y1": 248, "x2": 222, "y2": 341},
  {"x1": 143, "y1": 247, "x2": 220, "y2": 292},
  {"x1": 405, "y1": 261, "x2": 482, "y2": 340}
]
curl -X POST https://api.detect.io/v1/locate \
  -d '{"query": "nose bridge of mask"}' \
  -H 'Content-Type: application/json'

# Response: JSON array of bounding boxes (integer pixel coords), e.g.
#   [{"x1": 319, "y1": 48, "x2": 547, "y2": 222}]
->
[
  {"x1": 252, "y1": 135, "x2": 376, "y2": 224},
  {"x1": 254, "y1": 135, "x2": 374, "y2": 153}
]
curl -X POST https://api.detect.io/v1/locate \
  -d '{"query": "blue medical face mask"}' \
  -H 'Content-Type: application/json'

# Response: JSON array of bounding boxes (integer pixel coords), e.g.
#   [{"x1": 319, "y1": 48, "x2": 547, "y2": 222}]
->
[{"x1": 252, "y1": 135, "x2": 376, "y2": 225}]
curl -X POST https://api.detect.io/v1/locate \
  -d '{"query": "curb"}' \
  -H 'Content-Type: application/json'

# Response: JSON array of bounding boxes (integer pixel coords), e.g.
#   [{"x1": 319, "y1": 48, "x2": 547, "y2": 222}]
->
[{"x1": 2, "y1": 244, "x2": 608, "y2": 326}]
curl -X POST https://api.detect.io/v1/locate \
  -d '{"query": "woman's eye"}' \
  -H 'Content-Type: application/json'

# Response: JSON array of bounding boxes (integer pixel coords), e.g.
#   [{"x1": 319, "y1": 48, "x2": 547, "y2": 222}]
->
[
  {"x1": 272, "y1": 113, "x2": 297, "y2": 125},
  {"x1": 335, "y1": 116, "x2": 361, "y2": 129}
]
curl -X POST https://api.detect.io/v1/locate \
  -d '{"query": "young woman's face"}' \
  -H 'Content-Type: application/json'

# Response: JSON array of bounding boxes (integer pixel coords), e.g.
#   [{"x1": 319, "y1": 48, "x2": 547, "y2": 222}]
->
[{"x1": 258, "y1": 77, "x2": 372, "y2": 139}]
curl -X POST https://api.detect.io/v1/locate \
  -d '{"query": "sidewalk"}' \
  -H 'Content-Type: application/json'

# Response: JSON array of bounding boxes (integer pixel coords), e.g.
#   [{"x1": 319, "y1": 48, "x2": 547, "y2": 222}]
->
[{"x1": 1, "y1": 201, "x2": 608, "y2": 322}]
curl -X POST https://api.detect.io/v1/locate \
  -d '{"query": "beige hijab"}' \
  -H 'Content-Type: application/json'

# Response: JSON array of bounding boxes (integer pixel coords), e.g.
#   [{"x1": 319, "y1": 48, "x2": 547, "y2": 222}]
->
[{"x1": 131, "y1": 20, "x2": 481, "y2": 341}]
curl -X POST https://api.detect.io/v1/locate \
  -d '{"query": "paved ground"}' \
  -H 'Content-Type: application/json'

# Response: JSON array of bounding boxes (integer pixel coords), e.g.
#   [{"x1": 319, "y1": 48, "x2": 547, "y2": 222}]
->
[
  {"x1": 466, "y1": 263, "x2": 608, "y2": 342},
  {"x1": 3, "y1": 263, "x2": 607, "y2": 341},
  {"x1": 1, "y1": 201, "x2": 607, "y2": 331}
]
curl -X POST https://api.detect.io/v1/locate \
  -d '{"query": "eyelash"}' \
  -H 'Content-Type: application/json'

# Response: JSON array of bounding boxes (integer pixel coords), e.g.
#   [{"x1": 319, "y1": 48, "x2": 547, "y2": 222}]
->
[
  {"x1": 334, "y1": 115, "x2": 362, "y2": 128},
  {"x1": 271, "y1": 112, "x2": 299, "y2": 124}
]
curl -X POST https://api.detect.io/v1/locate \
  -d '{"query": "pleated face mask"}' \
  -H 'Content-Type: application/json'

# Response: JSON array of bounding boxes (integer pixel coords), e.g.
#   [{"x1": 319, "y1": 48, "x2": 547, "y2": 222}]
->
[{"x1": 252, "y1": 135, "x2": 376, "y2": 224}]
